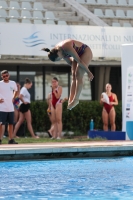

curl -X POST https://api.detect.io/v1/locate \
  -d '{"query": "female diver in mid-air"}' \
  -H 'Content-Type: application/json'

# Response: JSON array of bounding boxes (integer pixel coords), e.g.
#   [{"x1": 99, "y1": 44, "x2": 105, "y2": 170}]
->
[{"x1": 42, "y1": 39, "x2": 94, "y2": 110}]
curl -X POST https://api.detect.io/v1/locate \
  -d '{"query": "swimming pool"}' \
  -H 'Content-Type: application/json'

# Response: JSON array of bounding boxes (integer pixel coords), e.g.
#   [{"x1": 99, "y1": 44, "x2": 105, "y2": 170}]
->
[{"x1": 0, "y1": 157, "x2": 133, "y2": 200}]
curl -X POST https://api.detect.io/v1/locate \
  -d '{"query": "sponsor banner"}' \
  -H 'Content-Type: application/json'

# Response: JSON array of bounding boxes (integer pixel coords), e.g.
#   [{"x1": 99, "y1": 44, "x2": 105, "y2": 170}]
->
[
  {"x1": 0, "y1": 24, "x2": 133, "y2": 57},
  {"x1": 121, "y1": 45, "x2": 133, "y2": 140}
]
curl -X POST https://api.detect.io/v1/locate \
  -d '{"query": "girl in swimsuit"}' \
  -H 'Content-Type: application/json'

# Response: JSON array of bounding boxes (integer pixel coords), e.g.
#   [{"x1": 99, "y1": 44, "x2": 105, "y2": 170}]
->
[
  {"x1": 46, "y1": 92, "x2": 53, "y2": 138},
  {"x1": 13, "y1": 83, "x2": 21, "y2": 138},
  {"x1": 50, "y1": 77, "x2": 63, "y2": 139},
  {"x1": 42, "y1": 39, "x2": 94, "y2": 110},
  {"x1": 13, "y1": 83, "x2": 21, "y2": 126},
  {"x1": 46, "y1": 90, "x2": 68, "y2": 138},
  {"x1": 100, "y1": 83, "x2": 118, "y2": 131}
]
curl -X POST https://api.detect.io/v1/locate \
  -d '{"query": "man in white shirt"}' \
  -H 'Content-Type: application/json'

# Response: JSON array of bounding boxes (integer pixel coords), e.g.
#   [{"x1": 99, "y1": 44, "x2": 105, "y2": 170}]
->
[{"x1": 0, "y1": 70, "x2": 18, "y2": 144}]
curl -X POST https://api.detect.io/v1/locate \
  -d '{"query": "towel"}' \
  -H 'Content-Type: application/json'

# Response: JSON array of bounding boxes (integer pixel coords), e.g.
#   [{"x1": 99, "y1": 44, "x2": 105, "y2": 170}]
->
[{"x1": 102, "y1": 92, "x2": 110, "y2": 104}]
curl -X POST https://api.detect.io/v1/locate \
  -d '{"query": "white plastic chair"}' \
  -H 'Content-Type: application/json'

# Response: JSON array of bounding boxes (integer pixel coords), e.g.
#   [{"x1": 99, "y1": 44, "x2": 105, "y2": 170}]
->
[
  {"x1": 9, "y1": 9, "x2": 20, "y2": 18},
  {"x1": 107, "y1": 0, "x2": 117, "y2": 5},
  {"x1": 118, "y1": 0, "x2": 127, "y2": 5},
  {"x1": 128, "y1": 0, "x2": 133, "y2": 6},
  {"x1": 123, "y1": 22, "x2": 132, "y2": 27},
  {"x1": 21, "y1": 18, "x2": 31, "y2": 23},
  {"x1": 21, "y1": 10, "x2": 32, "y2": 19},
  {"x1": 85, "y1": 0, "x2": 96, "y2": 4},
  {"x1": 127, "y1": 10, "x2": 133, "y2": 18},
  {"x1": 45, "y1": 11, "x2": 58, "y2": 20},
  {"x1": 9, "y1": 18, "x2": 19, "y2": 23},
  {"x1": 33, "y1": 10, "x2": 43, "y2": 19},
  {"x1": 34, "y1": 19, "x2": 43, "y2": 24},
  {"x1": 94, "y1": 9, "x2": 104, "y2": 17},
  {"x1": 97, "y1": 0, "x2": 107, "y2": 5},
  {"x1": 0, "y1": 9, "x2": 8, "y2": 18},
  {"x1": 105, "y1": 9, "x2": 115, "y2": 18},
  {"x1": 45, "y1": 19, "x2": 55, "y2": 24},
  {"x1": 0, "y1": 18, "x2": 6, "y2": 22},
  {"x1": 21, "y1": 2, "x2": 32, "y2": 10},
  {"x1": 0, "y1": 1, "x2": 8, "y2": 9},
  {"x1": 33, "y1": 2, "x2": 45, "y2": 11},
  {"x1": 58, "y1": 20, "x2": 67, "y2": 25},
  {"x1": 112, "y1": 22, "x2": 121, "y2": 27},
  {"x1": 76, "y1": 0, "x2": 85, "y2": 3},
  {"x1": 9, "y1": 1, "x2": 21, "y2": 10},
  {"x1": 116, "y1": 10, "x2": 125, "y2": 18}
]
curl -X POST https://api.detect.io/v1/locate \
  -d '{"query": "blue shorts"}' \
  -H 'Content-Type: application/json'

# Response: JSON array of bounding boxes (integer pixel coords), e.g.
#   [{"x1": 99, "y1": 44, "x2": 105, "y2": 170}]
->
[{"x1": 0, "y1": 111, "x2": 14, "y2": 125}]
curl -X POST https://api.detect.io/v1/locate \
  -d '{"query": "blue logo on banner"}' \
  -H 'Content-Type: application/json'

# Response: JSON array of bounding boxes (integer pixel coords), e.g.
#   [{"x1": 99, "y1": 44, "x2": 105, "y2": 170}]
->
[{"x1": 23, "y1": 32, "x2": 45, "y2": 47}]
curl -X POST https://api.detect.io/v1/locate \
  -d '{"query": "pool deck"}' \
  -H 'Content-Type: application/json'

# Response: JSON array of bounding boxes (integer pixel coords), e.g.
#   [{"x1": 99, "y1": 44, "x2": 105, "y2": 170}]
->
[{"x1": 0, "y1": 140, "x2": 133, "y2": 160}]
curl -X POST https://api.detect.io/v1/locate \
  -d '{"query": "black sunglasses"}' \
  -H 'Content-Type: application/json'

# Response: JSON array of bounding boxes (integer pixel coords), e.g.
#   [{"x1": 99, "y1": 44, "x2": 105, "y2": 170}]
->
[{"x1": 2, "y1": 74, "x2": 9, "y2": 78}]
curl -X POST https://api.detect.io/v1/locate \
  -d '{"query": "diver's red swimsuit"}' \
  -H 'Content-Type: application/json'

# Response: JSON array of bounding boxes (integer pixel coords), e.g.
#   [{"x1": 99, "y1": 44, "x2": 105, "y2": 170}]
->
[
  {"x1": 51, "y1": 87, "x2": 61, "y2": 109},
  {"x1": 103, "y1": 94, "x2": 114, "y2": 114}
]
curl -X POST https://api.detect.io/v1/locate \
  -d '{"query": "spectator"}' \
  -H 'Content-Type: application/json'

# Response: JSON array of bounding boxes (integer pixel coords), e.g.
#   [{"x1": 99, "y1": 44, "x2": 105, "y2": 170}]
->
[
  {"x1": 13, "y1": 78, "x2": 39, "y2": 138},
  {"x1": 13, "y1": 83, "x2": 21, "y2": 138},
  {"x1": 100, "y1": 83, "x2": 118, "y2": 131},
  {"x1": 50, "y1": 77, "x2": 63, "y2": 139},
  {"x1": 46, "y1": 92, "x2": 54, "y2": 138},
  {"x1": 13, "y1": 83, "x2": 21, "y2": 124},
  {"x1": 46, "y1": 90, "x2": 68, "y2": 138},
  {"x1": 0, "y1": 70, "x2": 18, "y2": 144}
]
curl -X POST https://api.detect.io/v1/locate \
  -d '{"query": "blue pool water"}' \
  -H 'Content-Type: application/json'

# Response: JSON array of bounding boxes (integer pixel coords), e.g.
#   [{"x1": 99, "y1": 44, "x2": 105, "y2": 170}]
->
[{"x1": 0, "y1": 157, "x2": 133, "y2": 200}]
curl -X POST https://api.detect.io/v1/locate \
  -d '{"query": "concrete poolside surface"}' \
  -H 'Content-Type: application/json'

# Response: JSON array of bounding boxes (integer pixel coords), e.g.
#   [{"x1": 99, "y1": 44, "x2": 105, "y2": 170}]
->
[{"x1": 0, "y1": 141, "x2": 133, "y2": 160}]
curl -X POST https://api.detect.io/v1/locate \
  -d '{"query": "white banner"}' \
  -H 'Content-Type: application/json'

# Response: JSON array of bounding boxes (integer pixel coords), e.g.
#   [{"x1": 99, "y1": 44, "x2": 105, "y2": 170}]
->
[
  {"x1": 121, "y1": 44, "x2": 133, "y2": 140},
  {"x1": 0, "y1": 24, "x2": 133, "y2": 57}
]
